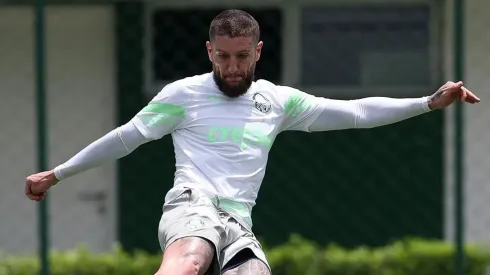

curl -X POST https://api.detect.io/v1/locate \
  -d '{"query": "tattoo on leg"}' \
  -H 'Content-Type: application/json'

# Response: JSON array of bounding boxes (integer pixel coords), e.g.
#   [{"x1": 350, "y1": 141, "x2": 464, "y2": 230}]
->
[
  {"x1": 177, "y1": 237, "x2": 215, "y2": 263},
  {"x1": 178, "y1": 237, "x2": 195, "y2": 247},
  {"x1": 223, "y1": 259, "x2": 270, "y2": 275}
]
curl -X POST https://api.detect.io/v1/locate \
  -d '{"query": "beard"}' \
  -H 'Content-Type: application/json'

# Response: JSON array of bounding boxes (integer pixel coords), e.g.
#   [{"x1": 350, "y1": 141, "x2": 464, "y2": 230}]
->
[{"x1": 213, "y1": 63, "x2": 255, "y2": 98}]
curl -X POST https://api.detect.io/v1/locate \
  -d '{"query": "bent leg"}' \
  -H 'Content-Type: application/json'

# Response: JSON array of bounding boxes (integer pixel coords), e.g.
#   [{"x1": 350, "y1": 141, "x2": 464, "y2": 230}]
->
[
  {"x1": 155, "y1": 236, "x2": 217, "y2": 275},
  {"x1": 220, "y1": 217, "x2": 271, "y2": 275},
  {"x1": 157, "y1": 188, "x2": 226, "y2": 275},
  {"x1": 222, "y1": 249, "x2": 270, "y2": 275}
]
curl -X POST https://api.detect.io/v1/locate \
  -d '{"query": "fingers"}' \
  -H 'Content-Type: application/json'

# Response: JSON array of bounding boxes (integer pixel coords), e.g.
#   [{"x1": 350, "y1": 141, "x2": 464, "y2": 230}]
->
[
  {"x1": 25, "y1": 180, "x2": 31, "y2": 196},
  {"x1": 445, "y1": 81, "x2": 480, "y2": 104},
  {"x1": 27, "y1": 192, "x2": 46, "y2": 201},
  {"x1": 462, "y1": 86, "x2": 480, "y2": 103},
  {"x1": 444, "y1": 81, "x2": 463, "y2": 90},
  {"x1": 31, "y1": 194, "x2": 45, "y2": 201},
  {"x1": 460, "y1": 86, "x2": 467, "y2": 101},
  {"x1": 35, "y1": 193, "x2": 46, "y2": 201},
  {"x1": 25, "y1": 186, "x2": 46, "y2": 201},
  {"x1": 25, "y1": 177, "x2": 46, "y2": 201}
]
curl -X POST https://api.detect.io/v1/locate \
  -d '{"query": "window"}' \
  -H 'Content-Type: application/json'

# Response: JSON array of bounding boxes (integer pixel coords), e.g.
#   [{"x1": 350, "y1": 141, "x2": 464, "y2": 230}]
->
[
  {"x1": 150, "y1": 7, "x2": 282, "y2": 84},
  {"x1": 300, "y1": 5, "x2": 433, "y2": 88}
]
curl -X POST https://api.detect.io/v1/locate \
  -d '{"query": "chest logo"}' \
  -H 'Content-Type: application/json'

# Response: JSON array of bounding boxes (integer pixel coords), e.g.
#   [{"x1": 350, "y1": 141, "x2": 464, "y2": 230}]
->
[{"x1": 253, "y1": 93, "x2": 272, "y2": 114}]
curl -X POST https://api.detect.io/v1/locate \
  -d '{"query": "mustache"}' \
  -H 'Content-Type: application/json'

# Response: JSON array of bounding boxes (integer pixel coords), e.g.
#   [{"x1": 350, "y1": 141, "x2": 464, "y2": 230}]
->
[{"x1": 223, "y1": 73, "x2": 245, "y2": 78}]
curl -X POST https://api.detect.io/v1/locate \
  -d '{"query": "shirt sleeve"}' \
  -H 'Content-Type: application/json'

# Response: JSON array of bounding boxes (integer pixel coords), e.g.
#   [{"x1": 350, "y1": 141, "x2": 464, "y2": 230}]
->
[
  {"x1": 278, "y1": 86, "x2": 432, "y2": 132},
  {"x1": 277, "y1": 86, "x2": 326, "y2": 132},
  {"x1": 53, "y1": 120, "x2": 151, "y2": 181},
  {"x1": 308, "y1": 96, "x2": 431, "y2": 131},
  {"x1": 131, "y1": 82, "x2": 187, "y2": 140}
]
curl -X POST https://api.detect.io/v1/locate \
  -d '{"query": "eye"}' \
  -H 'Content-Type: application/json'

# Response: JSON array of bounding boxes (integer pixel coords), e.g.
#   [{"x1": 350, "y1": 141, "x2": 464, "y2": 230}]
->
[
  {"x1": 237, "y1": 53, "x2": 249, "y2": 59},
  {"x1": 216, "y1": 53, "x2": 229, "y2": 60}
]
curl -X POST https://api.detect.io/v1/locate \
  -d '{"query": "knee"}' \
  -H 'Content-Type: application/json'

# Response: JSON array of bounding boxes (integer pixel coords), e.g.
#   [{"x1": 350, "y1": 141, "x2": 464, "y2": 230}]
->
[
  {"x1": 179, "y1": 254, "x2": 205, "y2": 275},
  {"x1": 157, "y1": 237, "x2": 216, "y2": 275},
  {"x1": 157, "y1": 255, "x2": 205, "y2": 275}
]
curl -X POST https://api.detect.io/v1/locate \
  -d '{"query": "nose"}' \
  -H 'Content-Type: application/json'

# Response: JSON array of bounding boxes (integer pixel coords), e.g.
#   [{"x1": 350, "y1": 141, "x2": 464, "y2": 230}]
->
[{"x1": 227, "y1": 58, "x2": 238, "y2": 75}]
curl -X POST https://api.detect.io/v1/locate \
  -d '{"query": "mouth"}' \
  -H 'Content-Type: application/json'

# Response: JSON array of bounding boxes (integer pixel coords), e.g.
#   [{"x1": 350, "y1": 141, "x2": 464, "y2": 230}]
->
[{"x1": 225, "y1": 76, "x2": 243, "y2": 82}]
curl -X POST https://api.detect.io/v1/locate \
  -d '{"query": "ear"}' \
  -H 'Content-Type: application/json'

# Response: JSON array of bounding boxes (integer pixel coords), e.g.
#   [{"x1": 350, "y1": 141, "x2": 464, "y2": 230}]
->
[
  {"x1": 255, "y1": 41, "x2": 263, "y2": 62},
  {"x1": 206, "y1": 41, "x2": 213, "y2": 62}
]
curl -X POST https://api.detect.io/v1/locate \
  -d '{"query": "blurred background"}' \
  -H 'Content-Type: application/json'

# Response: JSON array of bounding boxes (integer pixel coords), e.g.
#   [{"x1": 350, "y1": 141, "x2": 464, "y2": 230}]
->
[{"x1": 0, "y1": 0, "x2": 489, "y2": 274}]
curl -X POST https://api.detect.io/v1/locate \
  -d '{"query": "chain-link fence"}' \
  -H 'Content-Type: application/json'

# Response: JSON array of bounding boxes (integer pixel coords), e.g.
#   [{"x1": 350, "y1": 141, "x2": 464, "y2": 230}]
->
[
  {"x1": 118, "y1": 1, "x2": 444, "y2": 251},
  {"x1": 1, "y1": 0, "x2": 489, "y2": 274}
]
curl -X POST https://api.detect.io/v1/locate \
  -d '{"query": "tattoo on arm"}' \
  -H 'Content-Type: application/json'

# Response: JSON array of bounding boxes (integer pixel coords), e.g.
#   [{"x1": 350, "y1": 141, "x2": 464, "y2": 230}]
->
[{"x1": 429, "y1": 87, "x2": 444, "y2": 103}]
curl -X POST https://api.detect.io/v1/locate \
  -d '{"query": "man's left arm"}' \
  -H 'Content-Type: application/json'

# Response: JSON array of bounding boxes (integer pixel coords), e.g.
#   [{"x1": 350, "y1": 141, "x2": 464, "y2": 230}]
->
[
  {"x1": 309, "y1": 96, "x2": 431, "y2": 131},
  {"x1": 278, "y1": 81, "x2": 480, "y2": 132}
]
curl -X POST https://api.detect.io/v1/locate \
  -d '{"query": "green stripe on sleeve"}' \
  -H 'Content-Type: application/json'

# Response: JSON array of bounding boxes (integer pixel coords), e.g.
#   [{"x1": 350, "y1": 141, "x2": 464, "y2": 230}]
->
[{"x1": 141, "y1": 103, "x2": 185, "y2": 116}]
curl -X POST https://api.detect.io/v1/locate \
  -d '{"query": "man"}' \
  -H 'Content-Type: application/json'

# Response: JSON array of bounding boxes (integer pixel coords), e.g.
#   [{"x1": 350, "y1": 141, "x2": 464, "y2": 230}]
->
[{"x1": 25, "y1": 9, "x2": 479, "y2": 275}]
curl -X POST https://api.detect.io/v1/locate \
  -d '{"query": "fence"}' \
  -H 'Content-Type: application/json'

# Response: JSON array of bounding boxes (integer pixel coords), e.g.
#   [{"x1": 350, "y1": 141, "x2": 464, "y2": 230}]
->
[
  {"x1": 118, "y1": 1, "x2": 444, "y2": 250},
  {"x1": 1, "y1": 0, "x2": 488, "y2": 274}
]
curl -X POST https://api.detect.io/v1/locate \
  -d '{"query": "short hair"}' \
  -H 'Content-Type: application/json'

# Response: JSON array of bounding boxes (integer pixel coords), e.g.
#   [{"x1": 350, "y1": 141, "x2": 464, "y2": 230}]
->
[{"x1": 209, "y1": 9, "x2": 260, "y2": 43}]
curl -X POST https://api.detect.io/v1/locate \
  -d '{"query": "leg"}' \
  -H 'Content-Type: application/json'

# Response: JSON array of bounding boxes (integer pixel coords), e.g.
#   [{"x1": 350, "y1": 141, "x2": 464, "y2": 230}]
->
[
  {"x1": 220, "y1": 217, "x2": 271, "y2": 275},
  {"x1": 222, "y1": 249, "x2": 270, "y2": 275},
  {"x1": 155, "y1": 236, "x2": 217, "y2": 275},
  {"x1": 156, "y1": 187, "x2": 225, "y2": 275}
]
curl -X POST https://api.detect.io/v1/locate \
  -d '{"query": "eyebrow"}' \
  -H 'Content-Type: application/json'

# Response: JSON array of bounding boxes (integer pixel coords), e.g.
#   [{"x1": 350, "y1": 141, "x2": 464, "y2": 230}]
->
[{"x1": 216, "y1": 49, "x2": 250, "y2": 54}]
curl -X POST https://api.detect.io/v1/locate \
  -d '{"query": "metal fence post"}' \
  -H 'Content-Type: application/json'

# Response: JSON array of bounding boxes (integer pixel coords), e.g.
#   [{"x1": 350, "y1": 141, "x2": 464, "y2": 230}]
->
[
  {"x1": 453, "y1": 0, "x2": 465, "y2": 273},
  {"x1": 34, "y1": 0, "x2": 50, "y2": 274}
]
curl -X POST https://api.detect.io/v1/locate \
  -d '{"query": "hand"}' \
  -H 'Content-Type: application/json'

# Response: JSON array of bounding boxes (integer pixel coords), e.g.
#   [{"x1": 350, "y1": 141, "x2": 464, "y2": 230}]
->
[
  {"x1": 25, "y1": 170, "x2": 59, "y2": 201},
  {"x1": 428, "y1": 81, "x2": 480, "y2": 110}
]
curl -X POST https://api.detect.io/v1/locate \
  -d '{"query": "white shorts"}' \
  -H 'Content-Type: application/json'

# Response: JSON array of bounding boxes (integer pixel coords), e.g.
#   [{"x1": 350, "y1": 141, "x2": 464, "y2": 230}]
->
[{"x1": 158, "y1": 186, "x2": 270, "y2": 275}]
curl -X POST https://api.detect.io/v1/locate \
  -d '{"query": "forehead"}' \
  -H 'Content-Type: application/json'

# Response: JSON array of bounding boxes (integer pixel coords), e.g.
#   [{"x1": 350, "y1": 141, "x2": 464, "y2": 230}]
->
[{"x1": 211, "y1": 36, "x2": 255, "y2": 52}]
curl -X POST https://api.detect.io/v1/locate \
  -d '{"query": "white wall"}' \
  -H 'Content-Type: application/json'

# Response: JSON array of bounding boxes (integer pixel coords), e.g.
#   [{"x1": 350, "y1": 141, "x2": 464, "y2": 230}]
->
[
  {"x1": 0, "y1": 7, "x2": 37, "y2": 255},
  {"x1": 462, "y1": 0, "x2": 490, "y2": 244},
  {"x1": 0, "y1": 6, "x2": 116, "y2": 254},
  {"x1": 444, "y1": 0, "x2": 490, "y2": 244}
]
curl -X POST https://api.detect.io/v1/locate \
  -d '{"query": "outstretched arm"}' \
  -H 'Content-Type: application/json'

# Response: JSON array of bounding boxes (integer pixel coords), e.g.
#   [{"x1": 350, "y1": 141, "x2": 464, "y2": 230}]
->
[
  {"x1": 279, "y1": 81, "x2": 479, "y2": 133},
  {"x1": 308, "y1": 96, "x2": 430, "y2": 131},
  {"x1": 26, "y1": 82, "x2": 187, "y2": 201},
  {"x1": 25, "y1": 121, "x2": 153, "y2": 200},
  {"x1": 54, "y1": 121, "x2": 151, "y2": 180}
]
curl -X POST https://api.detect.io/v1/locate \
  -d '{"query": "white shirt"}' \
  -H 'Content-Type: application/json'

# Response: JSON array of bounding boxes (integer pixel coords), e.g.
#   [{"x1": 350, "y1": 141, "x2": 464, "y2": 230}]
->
[
  {"x1": 54, "y1": 72, "x2": 430, "y2": 217},
  {"x1": 132, "y1": 73, "x2": 329, "y2": 205}
]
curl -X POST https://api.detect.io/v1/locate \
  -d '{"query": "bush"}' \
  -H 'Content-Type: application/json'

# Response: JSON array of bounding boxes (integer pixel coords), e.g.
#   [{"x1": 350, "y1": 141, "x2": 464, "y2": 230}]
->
[
  {"x1": 1, "y1": 236, "x2": 490, "y2": 275},
  {"x1": 267, "y1": 235, "x2": 490, "y2": 275}
]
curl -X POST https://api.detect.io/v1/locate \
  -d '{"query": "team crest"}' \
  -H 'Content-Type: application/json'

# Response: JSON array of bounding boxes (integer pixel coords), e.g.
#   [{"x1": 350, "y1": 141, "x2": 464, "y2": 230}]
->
[
  {"x1": 185, "y1": 218, "x2": 204, "y2": 231},
  {"x1": 253, "y1": 93, "x2": 272, "y2": 114}
]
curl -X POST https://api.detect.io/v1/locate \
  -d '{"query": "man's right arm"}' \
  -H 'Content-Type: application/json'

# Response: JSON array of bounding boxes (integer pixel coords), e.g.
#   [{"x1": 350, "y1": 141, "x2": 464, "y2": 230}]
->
[
  {"x1": 53, "y1": 82, "x2": 186, "y2": 181},
  {"x1": 53, "y1": 120, "x2": 151, "y2": 180}
]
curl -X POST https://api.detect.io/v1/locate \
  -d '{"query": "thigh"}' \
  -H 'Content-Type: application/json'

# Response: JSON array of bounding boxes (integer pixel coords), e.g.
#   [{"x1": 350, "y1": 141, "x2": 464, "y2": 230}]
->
[
  {"x1": 158, "y1": 187, "x2": 224, "y2": 252},
  {"x1": 157, "y1": 187, "x2": 225, "y2": 275},
  {"x1": 157, "y1": 236, "x2": 219, "y2": 275}
]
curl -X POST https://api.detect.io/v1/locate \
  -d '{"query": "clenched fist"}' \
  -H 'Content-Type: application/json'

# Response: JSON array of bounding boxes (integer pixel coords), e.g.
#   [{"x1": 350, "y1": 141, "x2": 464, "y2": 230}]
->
[{"x1": 25, "y1": 170, "x2": 59, "y2": 201}]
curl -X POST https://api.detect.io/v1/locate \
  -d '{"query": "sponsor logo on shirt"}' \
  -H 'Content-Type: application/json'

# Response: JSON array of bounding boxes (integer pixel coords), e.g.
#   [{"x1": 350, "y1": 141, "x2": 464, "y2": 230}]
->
[{"x1": 207, "y1": 124, "x2": 273, "y2": 149}]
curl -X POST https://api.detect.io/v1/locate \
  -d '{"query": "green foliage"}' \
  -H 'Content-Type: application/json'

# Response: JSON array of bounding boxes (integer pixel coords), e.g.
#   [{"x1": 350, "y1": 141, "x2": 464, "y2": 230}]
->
[
  {"x1": 267, "y1": 235, "x2": 490, "y2": 275},
  {"x1": 1, "y1": 236, "x2": 490, "y2": 275}
]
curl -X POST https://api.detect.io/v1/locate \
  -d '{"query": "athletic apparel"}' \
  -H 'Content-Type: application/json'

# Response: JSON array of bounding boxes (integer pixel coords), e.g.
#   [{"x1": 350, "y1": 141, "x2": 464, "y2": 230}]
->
[
  {"x1": 51, "y1": 72, "x2": 432, "y2": 273},
  {"x1": 158, "y1": 186, "x2": 270, "y2": 275},
  {"x1": 54, "y1": 121, "x2": 151, "y2": 180},
  {"x1": 54, "y1": 72, "x2": 431, "y2": 222},
  {"x1": 308, "y1": 96, "x2": 431, "y2": 131}
]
